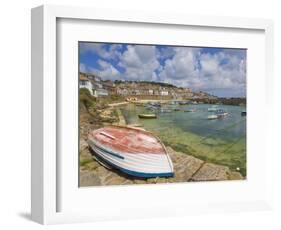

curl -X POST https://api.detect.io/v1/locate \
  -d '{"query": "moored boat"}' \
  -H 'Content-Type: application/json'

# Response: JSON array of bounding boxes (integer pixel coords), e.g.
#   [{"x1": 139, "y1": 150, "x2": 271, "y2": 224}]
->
[
  {"x1": 138, "y1": 114, "x2": 157, "y2": 119},
  {"x1": 216, "y1": 109, "x2": 229, "y2": 118},
  {"x1": 241, "y1": 111, "x2": 246, "y2": 116},
  {"x1": 207, "y1": 114, "x2": 219, "y2": 120},
  {"x1": 184, "y1": 109, "x2": 196, "y2": 112},
  {"x1": 88, "y1": 126, "x2": 174, "y2": 178},
  {"x1": 179, "y1": 101, "x2": 189, "y2": 105}
]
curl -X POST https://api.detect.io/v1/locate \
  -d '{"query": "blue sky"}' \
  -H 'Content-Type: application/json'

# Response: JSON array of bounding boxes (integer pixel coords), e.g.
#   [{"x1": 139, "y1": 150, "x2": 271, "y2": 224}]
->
[{"x1": 79, "y1": 42, "x2": 246, "y2": 97}]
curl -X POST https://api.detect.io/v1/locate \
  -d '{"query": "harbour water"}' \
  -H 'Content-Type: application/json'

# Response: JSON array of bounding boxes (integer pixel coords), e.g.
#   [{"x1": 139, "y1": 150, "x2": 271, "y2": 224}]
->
[{"x1": 121, "y1": 103, "x2": 247, "y2": 176}]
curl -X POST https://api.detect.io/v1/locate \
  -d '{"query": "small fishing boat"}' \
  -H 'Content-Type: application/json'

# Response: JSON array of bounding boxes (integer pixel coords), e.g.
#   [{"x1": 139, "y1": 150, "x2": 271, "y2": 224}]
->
[
  {"x1": 88, "y1": 126, "x2": 174, "y2": 178},
  {"x1": 208, "y1": 114, "x2": 218, "y2": 120},
  {"x1": 241, "y1": 111, "x2": 246, "y2": 116},
  {"x1": 138, "y1": 114, "x2": 157, "y2": 119},
  {"x1": 217, "y1": 112, "x2": 228, "y2": 118},
  {"x1": 207, "y1": 109, "x2": 228, "y2": 120},
  {"x1": 179, "y1": 101, "x2": 189, "y2": 105},
  {"x1": 216, "y1": 109, "x2": 228, "y2": 118},
  {"x1": 147, "y1": 102, "x2": 161, "y2": 107},
  {"x1": 184, "y1": 109, "x2": 196, "y2": 112},
  {"x1": 145, "y1": 105, "x2": 158, "y2": 111}
]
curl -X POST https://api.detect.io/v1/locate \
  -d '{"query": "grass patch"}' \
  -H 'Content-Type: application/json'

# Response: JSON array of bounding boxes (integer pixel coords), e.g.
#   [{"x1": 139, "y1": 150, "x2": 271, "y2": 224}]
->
[{"x1": 80, "y1": 158, "x2": 93, "y2": 167}]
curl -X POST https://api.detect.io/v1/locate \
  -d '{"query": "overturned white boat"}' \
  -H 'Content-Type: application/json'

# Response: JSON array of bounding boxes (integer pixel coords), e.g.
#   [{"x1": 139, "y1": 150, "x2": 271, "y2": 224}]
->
[{"x1": 88, "y1": 126, "x2": 174, "y2": 178}]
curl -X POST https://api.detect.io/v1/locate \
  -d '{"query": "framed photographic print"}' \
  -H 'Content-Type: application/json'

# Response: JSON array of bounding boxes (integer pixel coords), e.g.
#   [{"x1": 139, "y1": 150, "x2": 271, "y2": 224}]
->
[{"x1": 31, "y1": 5, "x2": 274, "y2": 224}]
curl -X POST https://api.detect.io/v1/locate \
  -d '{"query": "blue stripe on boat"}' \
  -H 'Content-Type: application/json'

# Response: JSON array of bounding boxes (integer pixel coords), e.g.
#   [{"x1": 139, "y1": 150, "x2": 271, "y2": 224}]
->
[
  {"x1": 92, "y1": 150, "x2": 174, "y2": 178},
  {"x1": 90, "y1": 141, "x2": 124, "y2": 160}
]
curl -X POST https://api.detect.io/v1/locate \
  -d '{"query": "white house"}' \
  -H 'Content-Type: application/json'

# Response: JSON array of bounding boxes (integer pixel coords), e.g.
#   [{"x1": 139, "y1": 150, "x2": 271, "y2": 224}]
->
[
  {"x1": 160, "y1": 91, "x2": 169, "y2": 96},
  {"x1": 86, "y1": 73, "x2": 101, "y2": 82},
  {"x1": 117, "y1": 88, "x2": 129, "y2": 96},
  {"x1": 96, "y1": 88, "x2": 109, "y2": 97},
  {"x1": 79, "y1": 75, "x2": 94, "y2": 96}
]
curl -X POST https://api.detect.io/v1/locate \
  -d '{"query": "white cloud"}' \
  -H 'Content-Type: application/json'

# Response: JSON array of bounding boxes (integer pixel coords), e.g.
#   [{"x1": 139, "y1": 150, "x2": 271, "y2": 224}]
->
[
  {"x1": 118, "y1": 45, "x2": 160, "y2": 81},
  {"x1": 80, "y1": 43, "x2": 121, "y2": 60},
  {"x1": 95, "y1": 59, "x2": 120, "y2": 81},
  {"x1": 79, "y1": 63, "x2": 87, "y2": 73},
  {"x1": 80, "y1": 43, "x2": 246, "y2": 96},
  {"x1": 158, "y1": 47, "x2": 246, "y2": 96},
  {"x1": 159, "y1": 47, "x2": 201, "y2": 87}
]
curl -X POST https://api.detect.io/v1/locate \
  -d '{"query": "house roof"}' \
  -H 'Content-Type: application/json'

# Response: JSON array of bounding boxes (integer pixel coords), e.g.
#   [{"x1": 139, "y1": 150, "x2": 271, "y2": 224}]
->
[{"x1": 80, "y1": 75, "x2": 89, "y2": 81}]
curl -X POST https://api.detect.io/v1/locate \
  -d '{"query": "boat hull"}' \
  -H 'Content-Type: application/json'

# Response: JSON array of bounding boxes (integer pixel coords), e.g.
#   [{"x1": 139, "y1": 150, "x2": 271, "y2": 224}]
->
[
  {"x1": 88, "y1": 126, "x2": 174, "y2": 178},
  {"x1": 208, "y1": 115, "x2": 218, "y2": 120},
  {"x1": 138, "y1": 114, "x2": 157, "y2": 119}
]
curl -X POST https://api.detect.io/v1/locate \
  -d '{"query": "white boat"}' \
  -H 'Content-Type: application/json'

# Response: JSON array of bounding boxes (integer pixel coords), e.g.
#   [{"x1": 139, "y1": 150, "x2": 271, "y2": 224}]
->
[
  {"x1": 207, "y1": 114, "x2": 218, "y2": 120},
  {"x1": 217, "y1": 112, "x2": 228, "y2": 118},
  {"x1": 88, "y1": 125, "x2": 174, "y2": 178},
  {"x1": 216, "y1": 109, "x2": 229, "y2": 118},
  {"x1": 208, "y1": 109, "x2": 228, "y2": 120},
  {"x1": 184, "y1": 108, "x2": 196, "y2": 112}
]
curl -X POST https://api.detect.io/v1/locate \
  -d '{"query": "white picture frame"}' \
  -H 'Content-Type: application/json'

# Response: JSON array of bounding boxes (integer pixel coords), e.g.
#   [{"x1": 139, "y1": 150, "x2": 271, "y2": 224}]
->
[{"x1": 31, "y1": 5, "x2": 274, "y2": 225}]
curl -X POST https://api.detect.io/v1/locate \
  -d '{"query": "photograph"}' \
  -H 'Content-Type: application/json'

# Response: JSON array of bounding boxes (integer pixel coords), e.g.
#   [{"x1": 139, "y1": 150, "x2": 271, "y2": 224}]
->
[{"x1": 79, "y1": 42, "x2": 247, "y2": 187}]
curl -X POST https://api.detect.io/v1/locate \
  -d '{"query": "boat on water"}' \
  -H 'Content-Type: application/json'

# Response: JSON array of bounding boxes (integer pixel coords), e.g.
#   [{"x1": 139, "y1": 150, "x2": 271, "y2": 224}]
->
[
  {"x1": 160, "y1": 109, "x2": 172, "y2": 113},
  {"x1": 138, "y1": 114, "x2": 157, "y2": 119},
  {"x1": 147, "y1": 102, "x2": 161, "y2": 107},
  {"x1": 216, "y1": 109, "x2": 228, "y2": 118},
  {"x1": 217, "y1": 112, "x2": 228, "y2": 118},
  {"x1": 178, "y1": 101, "x2": 189, "y2": 105},
  {"x1": 207, "y1": 114, "x2": 218, "y2": 120},
  {"x1": 145, "y1": 105, "x2": 158, "y2": 111},
  {"x1": 184, "y1": 108, "x2": 196, "y2": 112},
  {"x1": 207, "y1": 109, "x2": 228, "y2": 120},
  {"x1": 88, "y1": 126, "x2": 174, "y2": 178},
  {"x1": 241, "y1": 111, "x2": 246, "y2": 116}
]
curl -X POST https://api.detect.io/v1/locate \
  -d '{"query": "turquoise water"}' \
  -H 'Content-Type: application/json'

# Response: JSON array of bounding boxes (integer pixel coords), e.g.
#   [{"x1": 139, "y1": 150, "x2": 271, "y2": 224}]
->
[{"x1": 121, "y1": 103, "x2": 247, "y2": 176}]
